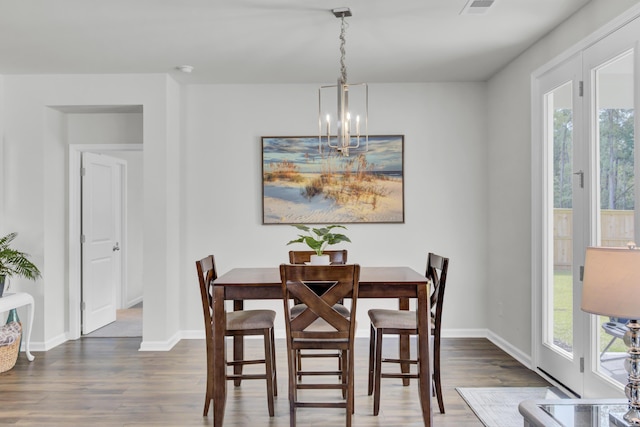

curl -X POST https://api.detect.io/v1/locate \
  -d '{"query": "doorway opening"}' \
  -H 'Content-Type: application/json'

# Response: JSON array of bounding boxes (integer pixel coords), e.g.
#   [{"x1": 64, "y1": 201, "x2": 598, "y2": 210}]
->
[{"x1": 62, "y1": 104, "x2": 144, "y2": 341}]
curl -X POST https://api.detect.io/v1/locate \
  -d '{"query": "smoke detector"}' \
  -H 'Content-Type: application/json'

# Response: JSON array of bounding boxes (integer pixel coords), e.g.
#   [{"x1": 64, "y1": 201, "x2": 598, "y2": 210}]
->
[
  {"x1": 176, "y1": 65, "x2": 194, "y2": 73},
  {"x1": 460, "y1": 0, "x2": 496, "y2": 15}
]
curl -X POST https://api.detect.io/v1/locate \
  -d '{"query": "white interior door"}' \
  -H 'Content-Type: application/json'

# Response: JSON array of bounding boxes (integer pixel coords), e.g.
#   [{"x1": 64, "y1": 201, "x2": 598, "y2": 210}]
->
[{"x1": 81, "y1": 152, "x2": 122, "y2": 334}]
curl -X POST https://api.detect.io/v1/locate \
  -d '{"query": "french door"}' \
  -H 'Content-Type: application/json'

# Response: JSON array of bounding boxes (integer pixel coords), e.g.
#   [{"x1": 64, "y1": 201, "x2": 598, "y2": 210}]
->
[
  {"x1": 535, "y1": 53, "x2": 586, "y2": 396},
  {"x1": 582, "y1": 15, "x2": 639, "y2": 397},
  {"x1": 534, "y1": 15, "x2": 639, "y2": 397}
]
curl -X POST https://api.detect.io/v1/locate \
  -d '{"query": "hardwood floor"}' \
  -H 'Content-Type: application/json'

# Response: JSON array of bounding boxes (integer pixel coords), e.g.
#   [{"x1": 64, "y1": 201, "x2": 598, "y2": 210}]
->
[{"x1": 0, "y1": 337, "x2": 549, "y2": 426}]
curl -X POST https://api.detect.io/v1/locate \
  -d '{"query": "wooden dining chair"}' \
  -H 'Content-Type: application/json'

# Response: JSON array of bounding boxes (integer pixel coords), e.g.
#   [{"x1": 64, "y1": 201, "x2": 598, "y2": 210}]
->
[
  {"x1": 196, "y1": 255, "x2": 277, "y2": 417},
  {"x1": 280, "y1": 263, "x2": 360, "y2": 427},
  {"x1": 367, "y1": 252, "x2": 449, "y2": 415},
  {"x1": 289, "y1": 250, "x2": 349, "y2": 379}
]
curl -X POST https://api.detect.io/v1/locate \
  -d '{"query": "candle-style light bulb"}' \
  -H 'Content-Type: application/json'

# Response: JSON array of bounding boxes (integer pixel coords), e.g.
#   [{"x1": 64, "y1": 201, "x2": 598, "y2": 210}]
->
[{"x1": 326, "y1": 114, "x2": 331, "y2": 139}]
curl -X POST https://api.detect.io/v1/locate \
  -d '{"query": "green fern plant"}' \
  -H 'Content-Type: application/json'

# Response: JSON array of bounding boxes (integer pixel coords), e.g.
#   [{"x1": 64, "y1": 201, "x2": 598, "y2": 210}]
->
[
  {"x1": 286, "y1": 224, "x2": 351, "y2": 256},
  {"x1": 0, "y1": 232, "x2": 41, "y2": 280}
]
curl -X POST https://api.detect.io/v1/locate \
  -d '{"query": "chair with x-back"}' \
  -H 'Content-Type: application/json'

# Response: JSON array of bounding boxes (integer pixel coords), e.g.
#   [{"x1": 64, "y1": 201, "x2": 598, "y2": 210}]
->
[
  {"x1": 289, "y1": 250, "x2": 349, "y2": 378},
  {"x1": 195, "y1": 255, "x2": 277, "y2": 417},
  {"x1": 280, "y1": 263, "x2": 360, "y2": 427},
  {"x1": 367, "y1": 252, "x2": 449, "y2": 415}
]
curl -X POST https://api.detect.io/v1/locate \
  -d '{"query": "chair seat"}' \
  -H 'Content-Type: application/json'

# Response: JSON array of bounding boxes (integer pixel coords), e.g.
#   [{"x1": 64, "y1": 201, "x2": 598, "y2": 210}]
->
[
  {"x1": 227, "y1": 309, "x2": 276, "y2": 330},
  {"x1": 368, "y1": 308, "x2": 434, "y2": 331}
]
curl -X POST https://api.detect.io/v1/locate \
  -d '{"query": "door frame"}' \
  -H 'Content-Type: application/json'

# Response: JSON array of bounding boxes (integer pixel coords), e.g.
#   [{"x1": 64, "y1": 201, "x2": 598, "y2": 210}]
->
[{"x1": 68, "y1": 144, "x2": 142, "y2": 340}]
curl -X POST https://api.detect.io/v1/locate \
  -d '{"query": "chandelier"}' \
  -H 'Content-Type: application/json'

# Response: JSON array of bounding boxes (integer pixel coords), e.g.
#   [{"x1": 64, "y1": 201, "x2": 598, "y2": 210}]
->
[{"x1": 318, "y1": 7, "x2": 368, "y2": 157}]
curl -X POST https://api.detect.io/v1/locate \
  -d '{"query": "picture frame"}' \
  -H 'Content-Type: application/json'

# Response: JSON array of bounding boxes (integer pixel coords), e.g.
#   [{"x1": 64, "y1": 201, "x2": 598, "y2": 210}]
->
[{"x1": 262, "y1": 135, "x2": 404, "y2": 224}]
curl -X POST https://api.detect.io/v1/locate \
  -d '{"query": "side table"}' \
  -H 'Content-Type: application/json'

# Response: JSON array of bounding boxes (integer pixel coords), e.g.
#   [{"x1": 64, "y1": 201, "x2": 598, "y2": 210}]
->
[{"x1": 0, "y1": 293, "x2": 35, "y2": 361}]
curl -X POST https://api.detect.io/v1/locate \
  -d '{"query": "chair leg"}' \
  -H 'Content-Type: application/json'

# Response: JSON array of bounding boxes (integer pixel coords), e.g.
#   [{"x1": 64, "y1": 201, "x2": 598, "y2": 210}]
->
[
  {"x1": 270, "y1": 328, "x2": 278, "y2": 397},
  {"x1": 347, "y1": 348, "x2": 354, "y2": 427},
  {"x1": 204, "y1": 348, "x2": 214, "y2": 416},
  {"x1": 288, "y1": 348, "x2": 297, "y2": 427},
  {"x1": 600, "y1": 336, "x2": 618, "y2": 360},
  {"x1": 263, "y1": 329, "x2": 275, "y2": 417},
  {"x1": 233, "y1": 335, "x2": 243, "y2": 387},
  {"x1": 368, "y1": 323, "x2": 375, "y2": 396},
  {"x1": 341, "y1": 349, "x2": 348, "y2": 399},
  {"x1": 433, "y1": 332, "x2": 445, "y2": 414},
  {"x1": 373, "y1": 327, "x2": 383, "y2": 416}
]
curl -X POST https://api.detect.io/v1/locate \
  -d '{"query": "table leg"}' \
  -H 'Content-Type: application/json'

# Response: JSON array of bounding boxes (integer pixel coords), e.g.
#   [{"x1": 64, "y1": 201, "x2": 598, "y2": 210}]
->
[
  {"x1": 417, "y1": 284, "x2": 433, "y2": 426},
  {"x1": 24, "y1": 296, "x2": 34, "y2": 361},
  {"x1": 212, "y1": 285, "x2": 227, "y2": 427},
  {"x1": 399, "y1": 297, "x2": 410, "y2": 386},
  {"x1": 233, "y1": 300, "x2": 244, "y2": 386}
]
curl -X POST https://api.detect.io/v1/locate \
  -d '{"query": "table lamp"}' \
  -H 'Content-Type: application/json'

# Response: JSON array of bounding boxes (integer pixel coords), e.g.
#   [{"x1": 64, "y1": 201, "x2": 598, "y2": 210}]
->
[{"x1": 582, "y1": 245, "x2": 640, "y2": 425}]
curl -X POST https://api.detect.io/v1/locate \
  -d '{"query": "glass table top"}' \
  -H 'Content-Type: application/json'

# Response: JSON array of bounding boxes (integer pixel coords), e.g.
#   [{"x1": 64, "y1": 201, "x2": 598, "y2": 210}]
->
[{"x1": 539, "y1": 402, "x2": 629, "y2": 427}]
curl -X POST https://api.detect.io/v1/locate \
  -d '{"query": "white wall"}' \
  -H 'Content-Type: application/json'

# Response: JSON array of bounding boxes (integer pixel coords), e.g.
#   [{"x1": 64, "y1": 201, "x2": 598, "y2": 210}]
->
[
  {"x1": 67, "y1": 113, "x2": 143, "y2": 144},
  {"x1": 0, "y1": 75, "x2": 4, "y2": 228},
  {"x1": 181, "y1": 82, "x2": 489, "y2": 337},
  {"x1": 1, "y1": 74, "x2": 179, "y2": 349},
  {"x1": 486, "y1": 0, "x2": 640, "y2": 357}
]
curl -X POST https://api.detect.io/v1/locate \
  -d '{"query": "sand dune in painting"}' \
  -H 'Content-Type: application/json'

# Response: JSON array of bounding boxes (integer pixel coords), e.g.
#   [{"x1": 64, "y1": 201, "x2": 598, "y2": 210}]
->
[{"x1": 263, "y1": 173, "x2": 403, "y2": 224}]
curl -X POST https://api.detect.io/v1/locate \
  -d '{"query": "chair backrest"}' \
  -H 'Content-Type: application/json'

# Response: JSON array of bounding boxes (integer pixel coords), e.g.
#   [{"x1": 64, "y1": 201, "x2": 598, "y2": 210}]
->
[
  {"x1": 288, "y1": 250, "x2": 348, "y2": 265},
  {"x1": 427, "y1": 252, "x2": 449, "y2": 331},
  {"x1": 280, "y1": 264, "x2": 360, "y2": 341},
  {"x1": 195, "y1": 255, "x2": 218, "y2": 341}
]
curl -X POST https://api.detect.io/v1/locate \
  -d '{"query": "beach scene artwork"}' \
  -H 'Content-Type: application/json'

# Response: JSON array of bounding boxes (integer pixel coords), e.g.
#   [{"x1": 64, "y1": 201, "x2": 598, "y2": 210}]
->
[{"x1": 262, "y1": 135, "x2": 404, "y2": 224}]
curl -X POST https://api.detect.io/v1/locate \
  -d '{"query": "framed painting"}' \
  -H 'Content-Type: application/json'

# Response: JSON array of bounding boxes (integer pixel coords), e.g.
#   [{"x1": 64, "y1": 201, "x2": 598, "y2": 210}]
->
[{"x1": 262, "y1": 135, "x2": 404, "y2": 224}]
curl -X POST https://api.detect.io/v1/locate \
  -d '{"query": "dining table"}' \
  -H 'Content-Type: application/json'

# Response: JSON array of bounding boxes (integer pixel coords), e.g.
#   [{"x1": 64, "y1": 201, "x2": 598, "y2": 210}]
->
[{"x1": 211, "y1": 265, "x2": 433, "y2": 427}]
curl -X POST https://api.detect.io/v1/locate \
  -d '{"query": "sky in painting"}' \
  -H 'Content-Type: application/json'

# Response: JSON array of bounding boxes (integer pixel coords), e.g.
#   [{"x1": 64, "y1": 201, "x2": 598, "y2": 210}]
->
[{"x1": 262, "y1": 135, "x2": 403, "y2": 174}]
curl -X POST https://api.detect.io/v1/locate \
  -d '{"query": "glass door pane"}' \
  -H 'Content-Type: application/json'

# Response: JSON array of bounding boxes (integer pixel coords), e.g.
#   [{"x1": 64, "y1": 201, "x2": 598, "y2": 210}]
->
[
  {"x1": 551, "y1": 81, "x2": 575, "y2": 357},
  {"x1": 593, "y1": 51, "x2": 635, "y2": 385}
]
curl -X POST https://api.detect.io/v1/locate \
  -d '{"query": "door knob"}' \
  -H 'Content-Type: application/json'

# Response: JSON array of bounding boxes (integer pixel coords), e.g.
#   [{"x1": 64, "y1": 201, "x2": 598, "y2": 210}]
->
[{"x1": 113, "y1": 242, "x2": 120, "y2": 252}]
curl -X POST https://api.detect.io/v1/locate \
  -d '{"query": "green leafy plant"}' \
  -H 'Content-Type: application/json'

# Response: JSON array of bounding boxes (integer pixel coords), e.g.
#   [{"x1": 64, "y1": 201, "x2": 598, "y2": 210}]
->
[
  {"x1": 287, "y1": 224, "x2": 351, "y2": 256},
  {"x1": 0, "y1": 232, "x2": 41, "y2": 280}
]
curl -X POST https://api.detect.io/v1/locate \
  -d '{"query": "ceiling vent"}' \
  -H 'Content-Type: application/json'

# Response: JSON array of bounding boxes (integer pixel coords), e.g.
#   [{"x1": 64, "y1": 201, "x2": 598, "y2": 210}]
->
[{"x1": 460, "y1": 0, "x2": 496, "y2": 15}]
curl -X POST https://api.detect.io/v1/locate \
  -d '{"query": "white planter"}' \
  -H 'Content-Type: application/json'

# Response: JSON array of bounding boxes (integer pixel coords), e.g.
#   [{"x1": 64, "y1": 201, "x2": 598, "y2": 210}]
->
[{"x1": 309, "y1": 254, "x2": 331, "y2": 265}]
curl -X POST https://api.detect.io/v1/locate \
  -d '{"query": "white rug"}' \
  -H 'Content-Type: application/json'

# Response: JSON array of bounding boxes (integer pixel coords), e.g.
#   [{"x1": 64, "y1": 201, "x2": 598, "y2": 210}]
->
[{"x1": 457, "y1": 387, "x2": 565, "y2": 427}]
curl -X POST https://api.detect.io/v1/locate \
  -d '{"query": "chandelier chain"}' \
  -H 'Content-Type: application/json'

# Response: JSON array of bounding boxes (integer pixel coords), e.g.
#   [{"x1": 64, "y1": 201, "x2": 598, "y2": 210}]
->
[{"x1": 339, "y1": 16, "x2": 348, "y2": 84}]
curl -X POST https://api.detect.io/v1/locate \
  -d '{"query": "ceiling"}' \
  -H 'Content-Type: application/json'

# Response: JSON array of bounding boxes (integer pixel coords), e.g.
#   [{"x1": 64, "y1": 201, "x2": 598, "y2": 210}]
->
[{"x1": 0, "y1": 0, "x2": 593, "y2": 84}]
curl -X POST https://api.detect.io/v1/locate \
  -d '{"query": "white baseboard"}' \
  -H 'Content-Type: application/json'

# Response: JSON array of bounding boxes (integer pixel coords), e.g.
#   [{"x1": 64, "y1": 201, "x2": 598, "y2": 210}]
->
[
  {"x1": 31, "y1": 327, "x2": 534, "y2": 371},
  {"x1": 28, "y1": 332, "x2": 68, "y2": 352},
  {"x1": 138, "y1": 331, "x2": 181, "y2": 351},
  {"x1": 486, "y1": 329, "x2": 533, "y2": 369}
]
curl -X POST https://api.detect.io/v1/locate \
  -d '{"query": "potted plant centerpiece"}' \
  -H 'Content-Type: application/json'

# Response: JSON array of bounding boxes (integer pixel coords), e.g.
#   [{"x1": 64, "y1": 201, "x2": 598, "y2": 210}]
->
[
  {"x1": 287, "y1": 224, "x2": 351, "y2": 265},
  {"x1": 0, "y1": 232, "x2": 41, "y2": 297}
]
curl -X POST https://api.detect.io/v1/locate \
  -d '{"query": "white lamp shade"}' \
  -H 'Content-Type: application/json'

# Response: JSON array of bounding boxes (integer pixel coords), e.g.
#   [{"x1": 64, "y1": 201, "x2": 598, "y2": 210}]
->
[{"x1": 581, "y1": 246, "x2": 640, "y2": 318}]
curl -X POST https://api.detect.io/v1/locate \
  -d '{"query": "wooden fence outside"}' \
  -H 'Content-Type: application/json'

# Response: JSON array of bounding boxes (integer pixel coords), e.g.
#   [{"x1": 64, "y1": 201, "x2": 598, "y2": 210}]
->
[{"x1": 554, "y1": 209, "x2": 634, "y2": 269}]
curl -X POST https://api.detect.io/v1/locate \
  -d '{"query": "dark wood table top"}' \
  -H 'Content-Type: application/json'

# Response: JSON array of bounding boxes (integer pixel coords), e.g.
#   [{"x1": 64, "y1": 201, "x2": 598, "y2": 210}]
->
[
  {"x1": 213, "y1": 266, "x2": 428, "y2": 300},
  {"x1": 215, "y1": 266, "x2": 427, "y2": 285}
]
